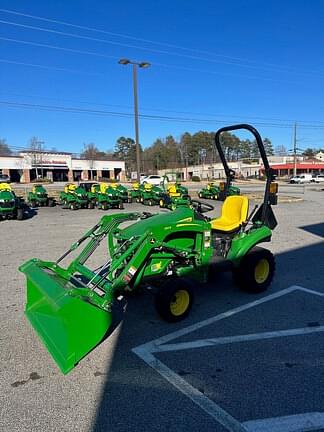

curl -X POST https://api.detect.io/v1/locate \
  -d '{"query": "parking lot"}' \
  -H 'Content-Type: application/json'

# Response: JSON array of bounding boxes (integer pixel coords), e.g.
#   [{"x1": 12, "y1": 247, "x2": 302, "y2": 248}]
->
[{"x1": 1, "y1": 188, "x2": 324, "y2": 432}]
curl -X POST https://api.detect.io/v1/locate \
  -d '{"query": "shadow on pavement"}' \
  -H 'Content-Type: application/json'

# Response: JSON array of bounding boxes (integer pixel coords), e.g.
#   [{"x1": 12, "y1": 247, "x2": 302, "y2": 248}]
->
[
  {"x1": 299, "y1": 222, "x2": 324, "y2": 238},
  {"x1": 91, "y1": 240, "x2": 324, "y2": 432}
]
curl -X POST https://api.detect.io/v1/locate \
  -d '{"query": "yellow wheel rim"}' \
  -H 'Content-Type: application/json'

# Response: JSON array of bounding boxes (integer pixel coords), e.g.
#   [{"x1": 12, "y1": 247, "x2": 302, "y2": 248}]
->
[
  {"x1": 170, "y1": 290, "x2": 190, "y2": 316},
  {"x1": 254, "y1": 259, "x2": 270, "y2": 284},
  {"x1": 160, "y1": 199, "x2": 164, "y2": 207}
]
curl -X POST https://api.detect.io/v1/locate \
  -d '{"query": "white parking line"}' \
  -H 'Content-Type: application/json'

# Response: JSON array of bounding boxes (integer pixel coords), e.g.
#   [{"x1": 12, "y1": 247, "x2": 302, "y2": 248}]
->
[
  {"x1": 132, "y1": 286, "x2": 324, "y2": 432},
  {"x1": 243, "y1": 412, "x2": 324, "y2": 432}
]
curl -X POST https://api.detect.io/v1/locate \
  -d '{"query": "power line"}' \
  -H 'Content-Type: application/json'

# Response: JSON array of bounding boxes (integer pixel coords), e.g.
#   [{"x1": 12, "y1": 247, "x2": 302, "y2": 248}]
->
[
  {"x1": 0, "y1": 7, "x2": 322, "y2": 77},
  {"x1": 0, "y1": 99, "x2": 317, "y2": 129},
  {"x1": 0, "y1": 58, "x2": 105, "y2": 76},
  {"x1": 3, "y1": 90, "x2": 324, "y2": 126},
  {"x1": 1, "y1": 18, "x2": 324, "y2": 79},
  {"x1": 0, "y1": 37, "x2": 311, "y2": 85}
]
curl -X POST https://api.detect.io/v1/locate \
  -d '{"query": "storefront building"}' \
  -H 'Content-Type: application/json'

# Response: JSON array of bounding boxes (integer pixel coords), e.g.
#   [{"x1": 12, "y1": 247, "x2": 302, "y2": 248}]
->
[{"x1": 0, "y1": 151, "x2": 125, "y2": 183}]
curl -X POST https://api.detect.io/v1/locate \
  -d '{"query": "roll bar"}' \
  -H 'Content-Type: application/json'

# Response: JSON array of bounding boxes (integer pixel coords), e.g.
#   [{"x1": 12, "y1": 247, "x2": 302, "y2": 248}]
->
[{"x1": 215, "y1": 124, "x2": 277, "y2": 226}]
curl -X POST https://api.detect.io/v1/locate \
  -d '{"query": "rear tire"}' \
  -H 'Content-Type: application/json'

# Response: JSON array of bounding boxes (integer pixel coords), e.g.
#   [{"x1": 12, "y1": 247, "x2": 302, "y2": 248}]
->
[
  {"x1": 88, "y1": 201, "x2": 94, "y2": 209},
  {"x1": 118, "y1": 202, "x2": 124, "y2": 209},
  {"x1": 233, "y1": 247, "x2": 275, "y2": 293},
  {"x1": 198, "y1": 192, "x2": 202, "y2": 198},
  {"x1": 70, "y1": 202, "x2": 78, "y2": 210},
  {"x1": 30, "y1": 200, "x2": 36, "y2": 208},
  {"x1": 101, "y1": 202, "x2": 108, "y2": 211},
  {"x1": 17, "y1": 208, "x2": 24, "y2": 220},
  {"x1": 148, "y1": 199, "x2": 153, "y2": 206},
  {"x1": 155, "y1": 278, "x2": 194, "y2": 323},
  {"x1": 48, "y1": 198, "x2": 54, "y2": 207}
]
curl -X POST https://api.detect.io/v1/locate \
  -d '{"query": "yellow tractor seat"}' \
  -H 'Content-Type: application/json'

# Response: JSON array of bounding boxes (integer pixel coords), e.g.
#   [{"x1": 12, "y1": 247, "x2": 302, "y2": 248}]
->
[
  {"x1": 64, "y1": 183, "x2": 76, "y2": 193},
  {"x1": 132, "y1": 182, "x2": 139, "y2": 190},
  {"x1": 211, "y1": 195, "x2": 249, "y2": 232},
  {"x1": 144, "y1": 183, "x2": 152, "y2": 191},
  {"x1": 0, "y1": 182, "x2": 12, "y2": 191},
  {"x1": 168, "y1": 184, "x2": 181, "y2": 197}
]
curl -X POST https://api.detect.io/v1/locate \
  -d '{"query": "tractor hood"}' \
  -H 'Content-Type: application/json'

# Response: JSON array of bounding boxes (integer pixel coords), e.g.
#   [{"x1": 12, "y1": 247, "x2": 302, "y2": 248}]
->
[
  {"x1": 120, "y1": 207, "x2": 199, "y2": 239},
  {"x1": 0, "y1": 190, "x2": 15, "y2": 201}
]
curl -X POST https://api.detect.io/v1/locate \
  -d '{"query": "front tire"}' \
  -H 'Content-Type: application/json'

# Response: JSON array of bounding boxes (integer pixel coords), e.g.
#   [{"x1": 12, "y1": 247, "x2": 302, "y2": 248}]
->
[
  {"x1": 155, "y1": 278, "x2": 194, "y2": 322},
  {"x1": 16, "y1": 208, "x2": 24, "y2": 220},
  {"x1": 233, "y1": 247, "x2": 275, "y2": 293}
]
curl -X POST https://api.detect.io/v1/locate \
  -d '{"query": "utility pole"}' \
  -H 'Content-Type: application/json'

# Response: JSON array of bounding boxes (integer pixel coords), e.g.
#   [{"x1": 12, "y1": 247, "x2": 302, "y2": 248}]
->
[
  {"x1": 118, "y1": 59, "x2": 151, "y2": 181},
  {"x1": 293, "y1": 123, "x2": 297, "y2": 177}
]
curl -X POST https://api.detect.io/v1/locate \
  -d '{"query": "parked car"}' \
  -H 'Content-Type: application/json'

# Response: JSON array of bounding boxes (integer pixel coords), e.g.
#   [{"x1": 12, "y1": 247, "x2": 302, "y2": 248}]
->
[
  {"x1": 0, "y1": 174, "x2": 10, "y2": 183},
  {"x1": 140, "y1": 175, "x2": 163, "y2": 186},
  {"x1": 312, "y1": 174, "x2": 324, "y2": 183},
  {"x1": 289, "y1": 174, "x2": 312, "y2": 184}
]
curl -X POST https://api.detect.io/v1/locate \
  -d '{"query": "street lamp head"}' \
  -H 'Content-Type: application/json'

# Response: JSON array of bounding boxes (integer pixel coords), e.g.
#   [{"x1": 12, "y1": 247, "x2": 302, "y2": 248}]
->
[
  {"x1": 118, "y1": 58, "x2": 130, "y2": 65},
  {"x1": 139, "y1": 62, "x2": 151, "y2": 68}
]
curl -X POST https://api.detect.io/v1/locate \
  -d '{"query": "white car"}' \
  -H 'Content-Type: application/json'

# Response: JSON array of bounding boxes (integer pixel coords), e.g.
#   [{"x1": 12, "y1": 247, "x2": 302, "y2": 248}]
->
[
  {"x1": 289, "y1": 174, "x2": 312, "y2": 184},
  {"x1": 140, "y1": 175, "x2": 163, "y2": 186},
  {"x1": 312, "y1": 174, "x2": 324, "y2": 183}
]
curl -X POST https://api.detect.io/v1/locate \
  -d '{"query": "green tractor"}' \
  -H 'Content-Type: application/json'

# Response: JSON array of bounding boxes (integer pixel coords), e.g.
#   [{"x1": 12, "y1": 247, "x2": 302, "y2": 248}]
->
[
  {"x1": 59, "y1": 183, "x2": 89, "y2": 210},
  {"x1": 198, "y1": 181, "x2": 240, "y2": 201},
  {"x1": 159, "y1": 181, "x2": 191, "y2": 210},
  {"x1": 115, "y1": 183, "x2": 129, "y2": 203},
  {"x1": 0, "y1": 183, "x2": 28, "y2": 220},
  {"x1": 27, "y1": 184, "x2": 55, "y2": 208},
  {"x1": 20, "y1": 124, "x2": 279, "y2": 374},
  {"x1": 96, "y1": 183, "x2": 124, "y2": 210},
  {"x1": 128, "y1": 182, "x2": 141, "y2": 203},
  {"x1": 139, "y1": 183, "x2": 164, "y2": 206}
]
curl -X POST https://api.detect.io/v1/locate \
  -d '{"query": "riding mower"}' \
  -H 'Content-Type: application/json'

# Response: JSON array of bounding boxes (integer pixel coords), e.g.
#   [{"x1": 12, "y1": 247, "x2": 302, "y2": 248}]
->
[
  {"x1": 0, "y1": 183, "x2": 28, "y2": 220},
  {"x1": 115, "y1": 183, "x2": 129, "y2": 203},
  {"x1": 27, "y1": 184, "x2": 55, "y2": 208},
  {"x1": 128, "y1": 182, "x2": 141, "y2": 203},
  {"x1": 159, "y1": 182, "x2": 191, "y2": 210},
  {"x1": 59, "y1": 184, "x2": 89, "y2": 210},
  {"x1": 96, "y1": 183, "x2": 124, "y2": 210},
  {"x1": 20, "y1": 124, "x2": 278, "y2": 374},
  {"x1": 198, "y1": 182, "x2": 240, "y2": 201},
  {"x1": 140, "y1": 183, "x2": 164, "y2": 206}
]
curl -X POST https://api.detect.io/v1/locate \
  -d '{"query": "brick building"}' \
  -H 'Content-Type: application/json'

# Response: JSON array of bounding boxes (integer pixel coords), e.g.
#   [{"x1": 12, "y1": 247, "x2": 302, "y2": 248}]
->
[{"x1": 0, "y1": 151, "x2": 125, "y2": 183}]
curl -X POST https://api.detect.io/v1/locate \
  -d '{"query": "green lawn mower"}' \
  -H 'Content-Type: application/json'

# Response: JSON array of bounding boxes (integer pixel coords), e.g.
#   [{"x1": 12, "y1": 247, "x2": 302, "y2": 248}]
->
[
  {"x1": 128, "y1": 182, "x2": 141, "y2": 203},
  {"x1": 28, "y1": 184, "x2": 55, "y2": 208},
  {"x1": 140, "y1": 183, "x2": 164, "y2": 206},
  {"x1": 0, "y1": 183, "x2": 28, "y2": 220},
  {"x1": 115, "y1": 183, "x2": 129, "y2": 203},
  {"x1": 159, "y1": 182, "x2": 191, "y2": 210},
  {"x1": 198, "y1": 182, "x2": 240, "y2": 200},
  {"x1": 59, "y1": 183, "x2": 89, "y2": 210},
  {"x1": 96, "y1": 183, "x2": 124, "y2": 210},
  {"x1": 20, "y1": 124, "x2": 279, "y2": 374}
]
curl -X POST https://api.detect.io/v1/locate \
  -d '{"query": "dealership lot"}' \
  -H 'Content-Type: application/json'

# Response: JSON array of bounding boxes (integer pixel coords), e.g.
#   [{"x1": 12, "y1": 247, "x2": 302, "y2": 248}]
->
[{"x1": 1, "y1": 189, "x2": 324, "y2": 432}]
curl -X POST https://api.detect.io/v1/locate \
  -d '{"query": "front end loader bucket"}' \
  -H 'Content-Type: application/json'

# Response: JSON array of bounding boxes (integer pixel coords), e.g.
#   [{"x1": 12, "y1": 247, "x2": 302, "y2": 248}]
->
[{"x1": 20, "y1": 259, "x2": 112, "y2": 374}]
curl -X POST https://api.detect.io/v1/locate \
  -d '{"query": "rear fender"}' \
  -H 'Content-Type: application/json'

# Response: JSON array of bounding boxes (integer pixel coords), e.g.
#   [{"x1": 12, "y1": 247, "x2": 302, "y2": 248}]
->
[{"x1": 227, "y1": 225, "x2": 272, "y2": 266}]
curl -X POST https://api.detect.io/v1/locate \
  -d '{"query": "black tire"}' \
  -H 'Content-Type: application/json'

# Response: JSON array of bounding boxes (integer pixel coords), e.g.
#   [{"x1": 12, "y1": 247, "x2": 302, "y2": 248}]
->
[
  {"x1": 148, "y1": 199, "x2": 153, "y2": 206},
  {"x1": 17, "y1": 208, "x2": 24, "y2": 220},
  {"x1": 128, "y1": 197, "x2": 133, "y2": 203},
  {"x1": 155, "y1": 277, "x2": 194, "y2": 323},
  {"x1": 101, "y1": 202, "x2": 108, "y2": 211},
  {"x1": 48, "y1": 198, "x2": 55, "y2": 207},
  {"x1": 62, "y1": 200, "x2": 68, "y2": 209},
  {"x1": 198, "y1": 192, "x2": 202, "y2": 198},
  {"x1": 88, "y1": 201, "x2": 94, "y2": 209},
  {"x1": 70, "y1": 202, "x2": 78, "y2": 210},
  {"x1": 233, "y1": 247, "x2": 275, "y2": 294},
  {"x1": 118, "y1": 202, "x2": 124, "y2": 209},
  {"x1": 30, "y1": 200, "x2": 36, "y2": 208}
]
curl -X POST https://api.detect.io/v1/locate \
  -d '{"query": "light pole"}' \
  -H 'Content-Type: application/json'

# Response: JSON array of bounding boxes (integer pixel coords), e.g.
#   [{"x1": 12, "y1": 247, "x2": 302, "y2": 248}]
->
[{"x1": 118, "y1": 58, "x2": 151, "y2": 181}]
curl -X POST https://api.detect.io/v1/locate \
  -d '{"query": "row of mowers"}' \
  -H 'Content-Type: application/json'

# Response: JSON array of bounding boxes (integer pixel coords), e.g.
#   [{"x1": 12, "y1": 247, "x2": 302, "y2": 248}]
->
[{"x1": 20, "y1": 124, "x2": 280, "y2": 374}]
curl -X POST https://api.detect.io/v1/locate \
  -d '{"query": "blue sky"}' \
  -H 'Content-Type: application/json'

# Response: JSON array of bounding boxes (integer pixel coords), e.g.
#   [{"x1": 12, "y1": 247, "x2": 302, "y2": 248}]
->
[{"x1": 0, "y1": 0, "x2": 324, "y2": 154}]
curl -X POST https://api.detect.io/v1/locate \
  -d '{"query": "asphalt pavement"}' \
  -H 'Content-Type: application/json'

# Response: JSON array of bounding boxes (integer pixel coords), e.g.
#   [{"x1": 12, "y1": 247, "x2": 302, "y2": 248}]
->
[{"x1": 1, "y1": 188, "x2": 324, "y2": 432}]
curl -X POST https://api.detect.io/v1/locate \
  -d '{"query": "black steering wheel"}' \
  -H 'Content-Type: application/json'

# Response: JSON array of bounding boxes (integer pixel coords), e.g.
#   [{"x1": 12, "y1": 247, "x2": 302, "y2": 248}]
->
[{"x1": 191, "y1": 199, "x2": 214, "y2": 214}]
